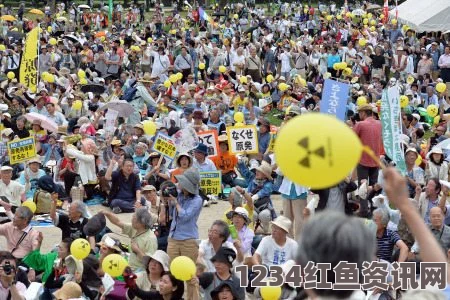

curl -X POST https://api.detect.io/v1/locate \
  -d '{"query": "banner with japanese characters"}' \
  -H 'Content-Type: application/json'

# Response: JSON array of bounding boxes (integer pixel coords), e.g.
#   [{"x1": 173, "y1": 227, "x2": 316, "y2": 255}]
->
[
  {"x1": 152, "y1": 133, "x2": 177, "y2": 160},
  {"x1": 8, "y1": 137, "x2": 36, "y2": 165},
  {"x1": 200, "y1": 171, "x2": 222, "y2": 195},
  {"x1": 19, "y1": 27, "x2": 39, "y2": 93},
  {"x1": 198, "y1": 130, "x2": 219, "y2": 158},
  {"x1": 320, "y1": 79, "x2": 350, "y2": 121},
  {"x1": 226, "y1": 125, "x2": 259, "y2": 154}
]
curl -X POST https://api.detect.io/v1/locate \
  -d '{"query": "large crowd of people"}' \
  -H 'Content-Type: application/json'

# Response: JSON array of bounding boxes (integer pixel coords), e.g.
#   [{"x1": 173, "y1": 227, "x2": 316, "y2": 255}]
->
[{"x1": 0, "y1": 0, "x2": 448, "y2": 299}]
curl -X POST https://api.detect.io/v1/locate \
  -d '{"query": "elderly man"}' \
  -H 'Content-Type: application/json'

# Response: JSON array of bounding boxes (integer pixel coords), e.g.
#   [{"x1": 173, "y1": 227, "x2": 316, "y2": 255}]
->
[
  {"x1": 251, "y1": 216, "x2": 298, "y2": 267},
  {"x1": 103, "y1": 207, "x2": 157, "y2": 271},
  {"x1": 416, "y1": 178, "x2": 450, "y2": 224},
  {"x1": 174, "y1": 46, "x2": 193, "y2": 81},
  {"x1": 0, "y1": 165, "x2": 25, "y2": 210},
  {"x1": 127, "y1": 73, "x2": 157, "y2": 125},
  {"x1": 197, "y1": 220, "x2": 239, "y2": 272},
  {"x1": 45, "y1": 102, "x2": 68, "y2": 126},
  {"x1": 411, "y1": 207, "x2": 450, "y2": 258},
  {"x1": 105, "y1": 157, "x2": 142, "y2": 213},
  {"x1": 0, "y1": 207, "x2": 40, "y2": 260},
  {"x1": 373, "y1": 208, "x2": 409, "y2": 262}
]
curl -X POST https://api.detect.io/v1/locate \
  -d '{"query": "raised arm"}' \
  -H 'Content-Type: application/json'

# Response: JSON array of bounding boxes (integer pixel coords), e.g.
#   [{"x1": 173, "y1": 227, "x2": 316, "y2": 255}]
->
[{"x1": 101, "y1": 210, "x2": 125, "y2": 229}]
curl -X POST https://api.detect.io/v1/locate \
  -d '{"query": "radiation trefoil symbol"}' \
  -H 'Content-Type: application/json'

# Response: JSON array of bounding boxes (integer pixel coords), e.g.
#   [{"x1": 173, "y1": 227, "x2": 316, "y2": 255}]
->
[{"x1": 298, "y1": 137, "x2": 326, "y2": 168}]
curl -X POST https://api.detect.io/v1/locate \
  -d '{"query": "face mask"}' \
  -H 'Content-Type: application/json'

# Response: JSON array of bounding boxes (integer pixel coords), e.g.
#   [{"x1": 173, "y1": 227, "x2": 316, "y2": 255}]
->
[{"x1": 254, "y1": 178, "x2": 265, "y2": 186}]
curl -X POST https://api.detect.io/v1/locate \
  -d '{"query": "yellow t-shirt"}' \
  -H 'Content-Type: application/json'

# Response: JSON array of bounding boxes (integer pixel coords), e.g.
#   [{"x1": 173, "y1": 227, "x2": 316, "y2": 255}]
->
[
  {"x1": 223, "y1": 204, "x2": 255, "y2": 230},
  {"x1": 232, "y1": 96, "x2": 248, "y2": 112}
]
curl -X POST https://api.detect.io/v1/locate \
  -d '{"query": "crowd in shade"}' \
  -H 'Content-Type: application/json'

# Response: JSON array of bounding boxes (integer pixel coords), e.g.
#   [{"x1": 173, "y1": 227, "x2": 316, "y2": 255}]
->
[{"x1": 0, "y1": 0, "x2": 448, "y2": 299}]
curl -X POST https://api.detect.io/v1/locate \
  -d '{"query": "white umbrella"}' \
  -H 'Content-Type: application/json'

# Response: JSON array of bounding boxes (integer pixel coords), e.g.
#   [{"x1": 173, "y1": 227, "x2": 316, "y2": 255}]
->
[
  {"x1": 352, "y1": 9, "x2": 366, "y2": 16},
  {"x1": 25, "y1": 112, "x2": 58, "y2": 133},
  {"x1": 78, "y1": 4, "x2": 90, "y2": 9},
  {"x1": 98, "y1": 100, "x2": 134, "y2": 118}
]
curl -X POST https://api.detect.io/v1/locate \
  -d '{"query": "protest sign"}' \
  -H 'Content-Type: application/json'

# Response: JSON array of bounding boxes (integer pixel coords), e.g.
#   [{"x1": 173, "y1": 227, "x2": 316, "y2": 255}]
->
[
  {"x1": 104, "y1": 109, "x2": 119, "y2": 136},
  {"x1": 172, "y1": 127, "x2": 199, "y2": 153},
  {"x1": 200, "y1": 171, "x2": 222, "y2": 195},
  {"x1": 226, "y1": 125, "x2": 259, "y2": 154},
  {"x1": 152, "y1": 133, "x2": 177, "y2": 160},
  {"x1": 320, "y1": 79, "x2": 350, "y2": 121},
  {"x1": 198, "y1": 130, "x2": 219, "y2": 158},
  {"x1": 8, "y1": 137, "x2": 36, "y2": 164},
  {"x1": 381, "y1": 86, "x2": 406, "y2": 174}
]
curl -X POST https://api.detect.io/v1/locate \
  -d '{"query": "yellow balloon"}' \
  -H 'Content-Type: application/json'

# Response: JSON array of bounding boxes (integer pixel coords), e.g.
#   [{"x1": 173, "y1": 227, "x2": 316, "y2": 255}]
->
[
  {"x1": 100, "y1": 36, "x2": 105, "y2": 42},
  {"x1": 370, "y1": 26, "x2": 376, "y2": 32},
  {"x1": 77, "y1": 69, "x2": 86, "y2": 78},
  {"x1": 407, "y1": 76, "x2": 415, "y2": 85},
  {"x1": 163, "y1": 80, "x2": 172, "y2": 88},
  {"x1": 436, "y1": 82, "x2": 447, "y2": 93},
  {"x1": 46, "y1": 74, "x2": 55, "y2": 83},
  {"x1": 49, "y1": 38, "x2": 57, "y2": 45},
  {"x1": 333, "y1": 63, "x2": 340, "y2": 71},
  {"x1": 340, "y1": 62, "x2": 347, "y2": 69},
  {"x1": 275, "y1": 114, "x2": 362, "y2": 189},
  {"x1": 346, "y1": 12, "x2": 352, "y2": 18},
  {"x1": 326, "y1": 15, "x2": 332, "y2": 21},
  {"x1": 47, "y1": 26, "x2": 52, "y2": 33},
  {"x1": 142, "y1": 120, "x2": 157, "y2": 135},
  {"x1": 278, "y1": 83, "x2": 288, "y2": 92},
  {"x1": 336, "y1": 15, "x2": 342, "y2": 20},
  {"x1": 363, "y1": 18, "x2": 368, "y2": 25},
  {"x1": 266, "y1": 74, "x2": 274, "y2": 83},
  {"x1": 72, "y1": 100, "x2": 83, "y2": 110},
  {"x1": 367, "y1": 13, "x2": 373, "y2": 19},
  {"x1": 380, "y1": 14, "x2": 385, "y2": 19},
  {"x1": 234, "y1": 112, "x2": 244, "y2": 123},
  {"x1": 169, "y1": 74, "x2": 178, "y2": 83},
  {"x1": 199, "y1": 63, "x2": 206, "y2": 70},
  {"x1": 261, "y1": 285, "x2": 282, "y2": 300},
  {"x1": 370, "y1": 19, "x2": 376, "y2": 26},
  {"x1": 102, "y1": 254, "x2": 128, "y2": 277},
  {"x1": 434, "y1": 115, "x2": 441, "y2": 126},
  {"x1": 219, "y1": 65, "x2": 227, "y2": 73},
  {"x1": 240, "y1": 76, "x2": 247, "y2": 84},
  {"x1": 427, "y1": 104, "x2": 439, "y2": 117},
  {"x1": 7, "y1": 71, "x2": 15, "y2": 80},
  {"x1": 70, "y1": 238, "x2": 91, "y2": 260},
  {"x1": 22, "y1": 201, "x2": 36, "y2": 213},
  {"x1": 357, "y1": 96, "x2": 367, "y2": 106},
  {"x1": 120, "y1": 39, "x2": 124, "y2": 45},
  {"x1": 415, "y1": 155, "x2": 422, "y2": 166},
  {"x1": 170, "y1": 256, "x2": 196, "y2": 281},
  {"x1": 391, "y1": 19, "x2": 397, "y2": 25},
  {"x1": 233, "y1": 14, "x2": 239, "y2": 19},
  {"x1": 0, "y1": 44, "x2": 5, "y2": 51},
  {"x1": 359, "y1": 38, "x2": 367, "y2": 47},
  {"x1": 400, "y1": 95, "x2": 409, "y2": 108},
  {"x1": 343, "y1": 67, "x2": 352, "y2": 76},
  {"x1": 147, "y1": 37, "x2": 153, "y2": 43},
  {"x1": 79, "y1": 78, "x2": 88, "y2": 85},
  {"x1": 176, "y1": 72, "x2": 183, "y2": 80},
  {"x1": 304, "y1": 8, "x2": 308, "y2": 14}
]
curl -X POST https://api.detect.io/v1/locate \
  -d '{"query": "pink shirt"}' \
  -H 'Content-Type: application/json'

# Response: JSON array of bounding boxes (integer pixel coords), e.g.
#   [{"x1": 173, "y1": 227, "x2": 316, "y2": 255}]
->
[
  {"x1": 0, "y1": 223, "x2": 39, "y2": 259},
  {"x1": 354, "y1": 117, "x2": 383, "y2": 168}
]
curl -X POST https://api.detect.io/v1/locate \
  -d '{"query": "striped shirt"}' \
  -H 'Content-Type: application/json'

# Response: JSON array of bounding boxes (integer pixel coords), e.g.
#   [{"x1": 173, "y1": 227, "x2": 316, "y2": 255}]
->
[{"x1": 377, "y1": 229, "x2": 401, "y2": 262}]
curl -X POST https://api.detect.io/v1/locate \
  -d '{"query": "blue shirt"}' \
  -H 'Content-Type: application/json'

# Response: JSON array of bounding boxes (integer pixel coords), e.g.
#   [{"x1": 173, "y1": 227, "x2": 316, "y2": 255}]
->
[
  {"x1": 18, "y1": 169, "x2": 46, "y2": 199},
  {"x1": 169, "y1": 193, "x2": 203, "y2": 240},
  {"x1": 237, "y1": 161, "x2": 273, "y2": 199},
  {"x1": 258, "y1": 132, "x2": 271, "y2": 154},
  {"x1": 327, "y1": 54, "x2": 341, "y2": 68}
]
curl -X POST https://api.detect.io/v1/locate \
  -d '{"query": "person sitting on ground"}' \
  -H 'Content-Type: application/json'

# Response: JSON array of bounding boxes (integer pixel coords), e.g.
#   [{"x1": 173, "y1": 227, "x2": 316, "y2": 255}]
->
[
  {"x1": 197, "y1": 220, "x2": 239, "y2": 272},
  {"x1": 105, "y1": 157, "x2": 143, "y2": 213},
  {"x1": 102, "y1": 207, "x2": 157, "y2": 271},
  {"x1": 18, "y1": 157, "x2": 46, "y2": 200},
  {"x1": 0, "y1": 251, "x2": 27, "y2": 299},
  {"x1": 144, "y1": 152, "x2": 170, "y2": 190},
  {"x1": 212, "y1": 135, "x2": 240, "y2": 190},
  {"x1": 170, "y1": 153, "x2": 193, "y2": 183},
  {"x1": 226, "y1": 207, "x2": 255, "y2": 258}
]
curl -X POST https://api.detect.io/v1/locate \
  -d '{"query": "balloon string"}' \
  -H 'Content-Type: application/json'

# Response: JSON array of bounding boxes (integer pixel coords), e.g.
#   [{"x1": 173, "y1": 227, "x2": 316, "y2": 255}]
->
[{"x1": 363, "y1": 146, "x2": 386, "y2": 170}]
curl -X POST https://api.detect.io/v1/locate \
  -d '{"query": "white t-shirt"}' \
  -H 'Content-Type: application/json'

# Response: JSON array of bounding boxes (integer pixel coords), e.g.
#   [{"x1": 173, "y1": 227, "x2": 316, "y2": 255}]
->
[{"x1": 255, "y1": 236, "x2": 298, "y2": 266}]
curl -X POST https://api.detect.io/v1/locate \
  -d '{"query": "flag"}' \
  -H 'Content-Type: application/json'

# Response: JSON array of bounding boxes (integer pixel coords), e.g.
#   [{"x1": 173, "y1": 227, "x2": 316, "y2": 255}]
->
[
  {"x1": 20, "y1": 26, "x2": 39, "y2": 94},
  {"x1": 383, "y1": 0, "x2": 389, "y2": 24},
  {"x1": 109, "y1": 0, "x2": 113, "y2": 21},
  {"x1": 199, "y1": 7, "x2": 216, "y2": 27},
  {"x1": 395, "y1": 0, "x2": 398, "y2": 19},
  {"x1": 320, "y1": 79, "x2": 350, "y2": 121},
  {"x1": 381, "y1": 86, "x2": 406, "y2": 174}
]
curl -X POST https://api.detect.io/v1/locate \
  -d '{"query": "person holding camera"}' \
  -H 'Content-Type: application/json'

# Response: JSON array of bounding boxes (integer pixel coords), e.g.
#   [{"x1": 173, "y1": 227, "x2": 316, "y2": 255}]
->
[{"x1": 0, "y1": 252, "x2": 26, "y2": 300}]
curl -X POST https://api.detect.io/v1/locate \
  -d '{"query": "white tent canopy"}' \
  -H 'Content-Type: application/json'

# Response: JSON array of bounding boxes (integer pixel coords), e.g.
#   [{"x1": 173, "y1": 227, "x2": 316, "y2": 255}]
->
[{"x1": 389, "y1": 0, "x2": 450, "y2": 32}]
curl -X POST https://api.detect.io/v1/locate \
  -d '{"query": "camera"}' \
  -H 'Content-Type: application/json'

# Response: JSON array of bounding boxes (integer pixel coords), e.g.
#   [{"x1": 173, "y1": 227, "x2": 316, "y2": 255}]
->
[
  {"x1": 162, "y1": 186, "x2": 178, "y2": 198},
  {"x1": 3, "y1": 261, "x2": 14, "y2": 275}
]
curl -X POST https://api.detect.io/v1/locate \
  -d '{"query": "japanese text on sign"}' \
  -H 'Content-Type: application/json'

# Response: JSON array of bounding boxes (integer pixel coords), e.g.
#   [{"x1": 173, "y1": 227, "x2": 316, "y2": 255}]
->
[
  {"x1": 198, "y1": 130, "x2": 219, "y2": 157},
  {"x1": 226, "y1": 125, "x2": 259, "y2": 154},
  {"x1": 8, "y1": 137, "x2": 36, "y2": 165},
  {"x1": 200, "y1": 171, "x2": 222, "y2": 196},
  {"x1": 152, "y1": 133, "x2": 177, "y2": 160},
  {"x1": 234, "y1": 261, "x2": 447, "y2": 289}
]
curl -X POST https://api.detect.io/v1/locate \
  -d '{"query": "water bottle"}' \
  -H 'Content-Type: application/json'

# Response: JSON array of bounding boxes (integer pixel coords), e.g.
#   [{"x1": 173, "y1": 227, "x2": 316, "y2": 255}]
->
[{"x1": 229, "y1": 225, "x2": 238, "y2": 240}]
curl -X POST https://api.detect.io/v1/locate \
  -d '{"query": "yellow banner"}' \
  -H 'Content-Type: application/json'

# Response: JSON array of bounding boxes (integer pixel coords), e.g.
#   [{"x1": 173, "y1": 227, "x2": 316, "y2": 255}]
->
[
  {"x1": 7, "y1": 137, "x2": 36, "y2": 165},
  {"x1": 152, "y1": 133, "x2": 177, "y2": 160},
  {"x1": 200, "y1": 171, "x2": 222, "y2": 196},
  {"x1": 20, "y1": 27, "x2": 39, "y2": 93}
]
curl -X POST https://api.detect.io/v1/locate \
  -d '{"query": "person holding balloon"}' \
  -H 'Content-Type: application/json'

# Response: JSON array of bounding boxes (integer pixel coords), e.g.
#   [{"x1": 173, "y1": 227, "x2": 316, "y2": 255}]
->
[{"x1": 126, "y1": 271, "x2": 185, "y2": 300}]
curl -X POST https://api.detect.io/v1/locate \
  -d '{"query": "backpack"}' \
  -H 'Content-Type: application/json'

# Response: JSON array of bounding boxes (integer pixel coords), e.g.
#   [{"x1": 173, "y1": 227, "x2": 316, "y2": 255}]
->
[
  {"x1": 120, "y1": 79, "x2": 138, "y2": 102},
  {"x1": 32, "y1": 190, "x2": 52, "y2": 214}
]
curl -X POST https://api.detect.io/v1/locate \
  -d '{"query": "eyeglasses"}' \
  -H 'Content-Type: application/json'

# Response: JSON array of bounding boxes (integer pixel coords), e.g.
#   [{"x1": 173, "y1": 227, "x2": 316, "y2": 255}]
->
[{"x1": 208, "y1": 229, "x2": 219, "y2": 235}]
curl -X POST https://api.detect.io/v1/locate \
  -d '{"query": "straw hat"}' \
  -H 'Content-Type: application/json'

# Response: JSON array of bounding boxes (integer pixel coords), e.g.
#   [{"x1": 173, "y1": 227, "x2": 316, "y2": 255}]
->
[
  {"x1": 255, "y1": 161, "x2": 273, "y2": 180},
  {"x1": 53, "y1": 282, "x2": 82, "y2": 299}
]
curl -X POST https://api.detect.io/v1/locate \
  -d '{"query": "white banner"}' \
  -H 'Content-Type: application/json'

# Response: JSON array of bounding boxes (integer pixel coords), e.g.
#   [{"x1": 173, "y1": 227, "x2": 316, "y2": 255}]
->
[{"x1": 105, "y1": 109, "x2": 119, "y2": 136}]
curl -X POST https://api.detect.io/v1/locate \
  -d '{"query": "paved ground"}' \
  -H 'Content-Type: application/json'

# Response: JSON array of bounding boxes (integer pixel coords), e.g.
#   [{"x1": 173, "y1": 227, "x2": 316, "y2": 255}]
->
[{"x1": 0, "y1": 195, "x2": 285, "y2": 253}]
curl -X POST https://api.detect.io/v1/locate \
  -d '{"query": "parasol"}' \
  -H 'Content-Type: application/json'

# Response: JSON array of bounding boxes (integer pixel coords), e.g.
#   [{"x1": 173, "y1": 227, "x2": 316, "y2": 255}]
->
[
  {"x1": 1, "y1": 15, "x2": 16, "y2": 22},
  {"x1": 98, "y1": 100, "x2": 134, "y2": 118},
  {"x1": 29, "y1": 9, "x2": 44, "y2": 15},
  {"x1": 25, "y1": 112, "x2": 58, "y2": 133},
  {"x1": 78, "y1": 4, "x2": 90, "y2": 9}
]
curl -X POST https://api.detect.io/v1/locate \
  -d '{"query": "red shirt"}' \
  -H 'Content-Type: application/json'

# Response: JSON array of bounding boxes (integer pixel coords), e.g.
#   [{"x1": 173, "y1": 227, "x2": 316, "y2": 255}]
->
[{"x1": 353, "y1": 117, "x2": 383, "y2": 168}]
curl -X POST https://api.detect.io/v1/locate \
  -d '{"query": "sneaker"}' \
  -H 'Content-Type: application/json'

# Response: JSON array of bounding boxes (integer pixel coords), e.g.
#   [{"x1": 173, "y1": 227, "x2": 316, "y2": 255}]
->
[
  {"x1": 203, "y1": 200, "x2": 210, "y2": 207},
  {"x1": 112, "y1": 207, "x2": 122, "y2": 214},
  {"x1": 209, "y1": 195, "x2": 218, "y2": 204}
]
